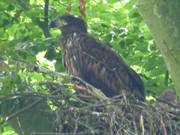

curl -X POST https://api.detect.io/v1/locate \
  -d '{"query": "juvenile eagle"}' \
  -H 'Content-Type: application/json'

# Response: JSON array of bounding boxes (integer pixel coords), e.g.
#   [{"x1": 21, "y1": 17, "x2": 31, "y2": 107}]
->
[{"x1": 50, "y1": 15, "x2": 145, "y2": 100}]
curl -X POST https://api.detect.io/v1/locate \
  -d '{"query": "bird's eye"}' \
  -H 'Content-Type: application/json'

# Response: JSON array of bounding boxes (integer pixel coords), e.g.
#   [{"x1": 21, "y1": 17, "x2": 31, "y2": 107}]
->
[{"x1": 58, "y1": 19, "x2": 67, "y2": 27}]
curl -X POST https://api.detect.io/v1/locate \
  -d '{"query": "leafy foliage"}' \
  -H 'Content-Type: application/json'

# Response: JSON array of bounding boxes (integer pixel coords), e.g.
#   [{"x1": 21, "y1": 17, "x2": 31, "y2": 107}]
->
[{"x1": 0, "y1": 0, "x2": 174, "y2": 134}]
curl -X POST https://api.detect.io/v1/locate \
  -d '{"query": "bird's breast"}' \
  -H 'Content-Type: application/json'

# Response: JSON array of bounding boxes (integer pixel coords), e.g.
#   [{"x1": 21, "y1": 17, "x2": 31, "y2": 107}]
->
[{"x1": 60, "y1": 33, "x2": 82, "y2": 76}]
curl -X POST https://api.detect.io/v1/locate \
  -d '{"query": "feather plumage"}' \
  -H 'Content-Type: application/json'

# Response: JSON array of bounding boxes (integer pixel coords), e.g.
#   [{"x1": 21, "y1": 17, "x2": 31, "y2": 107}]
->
[{"x1": 50, "y1": 15, "x2": 145, "y2": 100}]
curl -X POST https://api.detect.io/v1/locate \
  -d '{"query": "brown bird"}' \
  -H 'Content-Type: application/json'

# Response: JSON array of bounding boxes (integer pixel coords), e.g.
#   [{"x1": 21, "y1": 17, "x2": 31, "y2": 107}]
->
[{"x1": 50, "y1": 14, "x2": 145, "y2": 100}]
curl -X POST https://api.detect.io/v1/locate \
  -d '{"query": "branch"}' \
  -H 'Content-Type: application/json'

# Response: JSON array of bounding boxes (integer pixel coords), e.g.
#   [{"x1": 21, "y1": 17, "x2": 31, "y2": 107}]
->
[
  {"x1": 43, "y1": 0, "x2": 50, "y2": 38},
  {"x1": 79, "y1": 0, "x2": 86, "y2": 17}
]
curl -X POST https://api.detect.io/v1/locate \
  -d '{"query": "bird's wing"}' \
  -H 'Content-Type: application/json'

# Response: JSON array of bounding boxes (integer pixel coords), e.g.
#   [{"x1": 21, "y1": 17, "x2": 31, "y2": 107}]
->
[{"x1": 73, "y1": 33, "x2": 144, "y2": 98}]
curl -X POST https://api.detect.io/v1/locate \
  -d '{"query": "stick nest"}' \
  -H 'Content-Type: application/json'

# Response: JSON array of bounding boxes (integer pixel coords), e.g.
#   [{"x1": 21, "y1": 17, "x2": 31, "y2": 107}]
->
[{"x1": 46, "y1": 79, "x2": 180, "y2": 135}]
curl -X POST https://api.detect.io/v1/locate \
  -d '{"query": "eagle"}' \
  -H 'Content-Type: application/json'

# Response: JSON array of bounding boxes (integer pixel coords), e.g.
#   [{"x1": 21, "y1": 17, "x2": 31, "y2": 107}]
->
[{"x1": 50, "y1": 14, "x2": 145, "y2": 100}]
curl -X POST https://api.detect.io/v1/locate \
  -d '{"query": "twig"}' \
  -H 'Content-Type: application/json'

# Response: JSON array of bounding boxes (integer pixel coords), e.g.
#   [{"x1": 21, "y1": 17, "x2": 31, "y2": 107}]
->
[
  {"x1": 140, "y1": 114, "x2": 144, "y2": 135},
  {"x1": 156, "y1": 98, "x2": 179, "y2": 108},
  {"x1": 16, "y1": 116, "x2": 25, "y2": 135},
  {"x1": 160, "y1": 116, "x2": 167, "y2": 135}
]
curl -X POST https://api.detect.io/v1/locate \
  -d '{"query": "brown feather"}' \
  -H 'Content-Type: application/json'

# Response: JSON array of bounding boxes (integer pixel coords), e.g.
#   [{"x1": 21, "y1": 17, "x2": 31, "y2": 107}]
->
[
  {"x1": 50, "y1": 15, "x2": 145, "y2": 100},
  {"x1": 60, "y1": 32, "x2": 145, "y2": 100}
]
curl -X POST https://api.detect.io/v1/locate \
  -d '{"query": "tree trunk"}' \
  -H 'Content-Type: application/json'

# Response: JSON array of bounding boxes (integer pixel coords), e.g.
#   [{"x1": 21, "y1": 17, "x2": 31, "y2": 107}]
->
[{"x1": 138, "y1": 0, "x2": 180, "y2": 97}]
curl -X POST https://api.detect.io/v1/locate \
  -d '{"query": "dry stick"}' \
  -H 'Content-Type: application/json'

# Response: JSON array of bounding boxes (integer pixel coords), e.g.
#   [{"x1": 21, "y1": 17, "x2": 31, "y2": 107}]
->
[
  {"x1": 133, "y1": 120, "x2": 138, "y2": 135},
  {"x1": 16, "y1": 116, "x2": 25, "y2": 135},
  {"x1": 160, "y1": 116, "x2": 167, "y2": 135},
  {"x1": 156, "y1": 98, "x2": 179, "y2": 108},
  {"x1": 73, "y1": 114, "x2": 80, "y2": 135},
  {"x1": 140, "y1": 115, "x2": 144, "y2": 135}
]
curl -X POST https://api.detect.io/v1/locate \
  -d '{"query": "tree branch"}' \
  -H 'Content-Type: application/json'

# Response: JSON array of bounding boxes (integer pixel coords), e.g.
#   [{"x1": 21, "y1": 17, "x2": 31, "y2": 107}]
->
[{"x1": 43, "y1": 0, "x2": 50, "y2": 38}]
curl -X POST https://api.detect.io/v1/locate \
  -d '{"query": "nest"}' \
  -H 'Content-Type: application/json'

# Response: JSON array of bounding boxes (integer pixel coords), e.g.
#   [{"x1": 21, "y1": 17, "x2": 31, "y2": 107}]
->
[{"x1": 46, "y1": 78, "x2": 180, "y2": 135}]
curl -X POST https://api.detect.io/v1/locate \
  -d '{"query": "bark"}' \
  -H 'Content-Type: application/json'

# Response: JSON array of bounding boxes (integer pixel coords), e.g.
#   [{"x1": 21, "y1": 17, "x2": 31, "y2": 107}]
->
[{"x1": 138, "y1": 0, "x2": 180, "y2": 97}]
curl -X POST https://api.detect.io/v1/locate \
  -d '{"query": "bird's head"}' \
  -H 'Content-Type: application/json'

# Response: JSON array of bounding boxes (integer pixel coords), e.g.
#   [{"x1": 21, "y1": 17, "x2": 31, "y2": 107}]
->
[{"x1": 50, "y1": 14, "x2": 87, "y2": 34}]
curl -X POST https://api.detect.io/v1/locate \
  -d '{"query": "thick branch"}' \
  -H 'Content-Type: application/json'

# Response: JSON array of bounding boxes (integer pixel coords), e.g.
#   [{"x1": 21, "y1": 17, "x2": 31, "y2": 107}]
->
[{"x1": 138, "y1": 0, "x2": 180, "y2": 97}]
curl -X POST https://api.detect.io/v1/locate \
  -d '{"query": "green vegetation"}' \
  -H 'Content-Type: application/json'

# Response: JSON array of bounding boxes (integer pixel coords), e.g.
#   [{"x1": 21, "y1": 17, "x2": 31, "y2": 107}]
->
[{"x1": 0, "y1": 0, "x2": 179, "y2": 134}]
